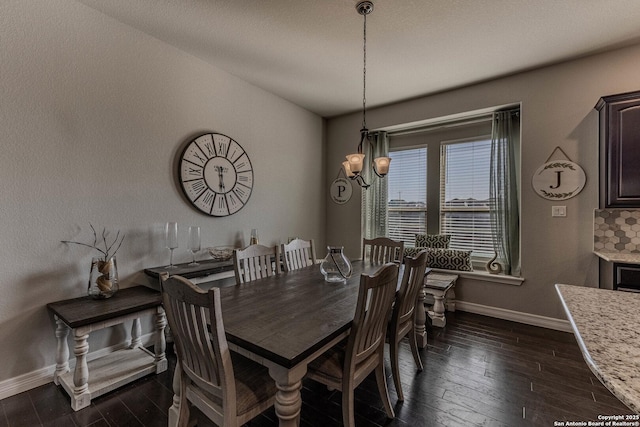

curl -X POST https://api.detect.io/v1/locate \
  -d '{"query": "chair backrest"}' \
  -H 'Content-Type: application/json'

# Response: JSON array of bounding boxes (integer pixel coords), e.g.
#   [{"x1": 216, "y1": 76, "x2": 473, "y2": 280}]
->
[
  {"x1": 392, "y1": 250, "x2": 428, "y2": 335},
  {"x1": 160, "y1": 274, "x2": 235, "y2": 425},
  {"x1": 281, "y1": 238, "x2": 317, "y2": 272},
  {"x1": 362, "y1": 237, "x2": 404, "y2": 264},
  {"x1": 233, "y1": 244, "x2": 281, "y2": 284},
  {"x1": 345, "y1": 263, "x2": 399, "y2": 373}
]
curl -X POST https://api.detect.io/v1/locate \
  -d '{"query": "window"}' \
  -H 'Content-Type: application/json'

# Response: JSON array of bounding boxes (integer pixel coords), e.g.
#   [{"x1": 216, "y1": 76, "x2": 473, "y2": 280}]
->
[
  {"x1": 385, "y1": 118, "x2": 511, "y2": 262},
  {"x1": 440, "y1": 137, "x2": 493, "y2": 258},
  {"x1": 387, "y1": 148, "x2": 427, "y2": 245}
]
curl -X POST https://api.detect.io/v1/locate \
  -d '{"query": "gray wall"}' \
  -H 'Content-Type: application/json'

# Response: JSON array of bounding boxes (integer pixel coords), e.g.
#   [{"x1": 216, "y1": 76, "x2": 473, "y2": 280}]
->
[
  {"x1": 2, "y1": 0, "x2": 640, "y2": 396},
  {"x1": 326, "y1": 43, "x2": 640, "y2": 320},
  {"x1": 0, "y1": 0, "x2": 324, "y2": 388}
]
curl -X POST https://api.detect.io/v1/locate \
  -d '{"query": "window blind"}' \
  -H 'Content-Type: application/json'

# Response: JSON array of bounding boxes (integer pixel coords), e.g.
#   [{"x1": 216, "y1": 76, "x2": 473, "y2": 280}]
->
[
  {"x1": 440, "y1": 138, "x2": 493, "y2": 257},
  {"x1": 387, "y1": 148, "x2": 427, "y2": 246}
]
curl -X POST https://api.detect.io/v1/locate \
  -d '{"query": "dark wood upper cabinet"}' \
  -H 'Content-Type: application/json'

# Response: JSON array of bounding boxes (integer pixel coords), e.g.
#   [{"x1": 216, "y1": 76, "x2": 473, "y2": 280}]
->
[{"x1": 596, "y1": 90, "x2": 640, "y2": 208}]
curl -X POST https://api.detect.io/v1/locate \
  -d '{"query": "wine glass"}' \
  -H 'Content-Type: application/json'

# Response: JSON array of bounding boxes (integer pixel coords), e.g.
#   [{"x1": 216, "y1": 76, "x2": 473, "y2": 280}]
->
[
  {"x1": 188, "y1": 226, "x2": 201, "y2": 266},
  {"x1": 165, "y1": 222, "x2": 178, "y2": 269}
]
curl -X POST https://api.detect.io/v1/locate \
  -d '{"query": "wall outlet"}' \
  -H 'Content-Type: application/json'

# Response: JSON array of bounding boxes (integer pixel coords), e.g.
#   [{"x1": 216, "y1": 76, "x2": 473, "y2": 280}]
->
[{"x1": 552, "y1": 206, "x2": 566, "y2": 217}]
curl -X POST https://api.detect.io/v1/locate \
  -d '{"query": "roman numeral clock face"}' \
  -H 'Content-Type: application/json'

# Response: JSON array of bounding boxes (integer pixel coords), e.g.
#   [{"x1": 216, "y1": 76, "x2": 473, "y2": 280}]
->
[{"x1": 179, "y1": 133, "x2": 254, "y2": 216}]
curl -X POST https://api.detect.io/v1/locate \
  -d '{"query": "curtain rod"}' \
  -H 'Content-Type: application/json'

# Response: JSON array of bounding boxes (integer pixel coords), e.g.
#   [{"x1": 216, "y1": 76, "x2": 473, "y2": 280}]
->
[{"x1": 383, "y1": 107, "x2": 519, "y2": 138}]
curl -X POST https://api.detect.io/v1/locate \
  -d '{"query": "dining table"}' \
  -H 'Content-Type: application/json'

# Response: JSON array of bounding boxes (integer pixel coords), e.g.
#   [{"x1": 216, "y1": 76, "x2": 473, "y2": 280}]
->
[{"x1": 167, "y1": 259, "x2": 424, "y2": 427}]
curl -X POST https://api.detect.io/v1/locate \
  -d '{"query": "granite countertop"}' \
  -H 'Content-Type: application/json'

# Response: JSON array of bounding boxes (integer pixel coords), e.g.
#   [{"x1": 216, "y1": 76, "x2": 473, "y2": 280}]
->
[
  {"x1": 555, "y1": 284, "x2": 640, "y2": 413},
  {"x1": 594, "y1": 251, "x2": 640, "y2": 265}
]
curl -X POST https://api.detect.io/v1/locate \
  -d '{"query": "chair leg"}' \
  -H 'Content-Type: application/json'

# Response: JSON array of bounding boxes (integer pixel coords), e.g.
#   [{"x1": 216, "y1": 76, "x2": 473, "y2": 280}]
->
[
  {"x1": 389, "y1": 338, "x2": 404, "y2": 402},
  {"x1": 342, "y1": 382, "x2": 356, "y2": 427},
  {"x1": 177, "y1": 382, "x2": 190, "y2": 427},
  {"x1": 374, "y1": 362, "x2": 395, "y2": 419},
  {"x1": 408, "y1": 331, "x2": 424, "y2": 372}
]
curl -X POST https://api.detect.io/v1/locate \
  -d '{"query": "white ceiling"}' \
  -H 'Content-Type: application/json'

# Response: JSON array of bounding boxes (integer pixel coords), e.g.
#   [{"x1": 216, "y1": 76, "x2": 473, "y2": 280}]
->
[{"x1": 78, "y1": 0, "x2": 640, "y2": 118}]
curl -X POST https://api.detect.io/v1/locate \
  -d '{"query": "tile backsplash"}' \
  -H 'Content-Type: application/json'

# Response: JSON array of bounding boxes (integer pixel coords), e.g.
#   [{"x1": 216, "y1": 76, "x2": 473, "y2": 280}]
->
[{"x1": 594, "y1": 209, "x2": 640, "y2": 253}]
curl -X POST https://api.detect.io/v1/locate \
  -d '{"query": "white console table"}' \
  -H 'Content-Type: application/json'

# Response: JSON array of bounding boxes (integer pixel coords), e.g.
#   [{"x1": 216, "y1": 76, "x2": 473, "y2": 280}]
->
[{"x1": 47, "y1": 286, "x2": 167, "y2": 411}]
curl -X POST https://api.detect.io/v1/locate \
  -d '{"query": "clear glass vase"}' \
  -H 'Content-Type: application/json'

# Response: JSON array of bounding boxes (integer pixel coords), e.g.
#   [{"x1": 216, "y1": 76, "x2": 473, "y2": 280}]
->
[
  {"x1": 320, "y1": 246, "x2": 352, "y2": 283},
  {"x1": 88, "y1": 257, "x2": 119, "y2": 299}
]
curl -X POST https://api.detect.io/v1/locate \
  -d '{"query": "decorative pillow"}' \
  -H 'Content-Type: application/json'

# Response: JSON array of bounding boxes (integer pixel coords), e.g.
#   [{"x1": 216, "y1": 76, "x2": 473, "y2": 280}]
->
[
  {"x1": 415, "y1": 234, "x2": 451, "y2": 249},
  {"x1": 427, "y1": 248, "x2": 473, "y2": 271},
  {"x1": 403, "y1": 247, "x2": 428, "y2": 259},
  {"x1": 403, "y1": 247, "x2": 422, "y2": 258}
]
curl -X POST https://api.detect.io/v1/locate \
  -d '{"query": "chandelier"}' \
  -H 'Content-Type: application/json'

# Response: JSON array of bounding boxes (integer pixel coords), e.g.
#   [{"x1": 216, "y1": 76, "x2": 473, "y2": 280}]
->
[{"x1": 342, "y1": 1, "x2": 390, "y2": 190}]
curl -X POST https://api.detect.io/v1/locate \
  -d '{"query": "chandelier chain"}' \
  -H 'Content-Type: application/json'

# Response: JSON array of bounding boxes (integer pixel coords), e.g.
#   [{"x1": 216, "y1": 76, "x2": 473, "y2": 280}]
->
[{"x1": 362, "y1": 12, "x2": 367, "y2": 129}]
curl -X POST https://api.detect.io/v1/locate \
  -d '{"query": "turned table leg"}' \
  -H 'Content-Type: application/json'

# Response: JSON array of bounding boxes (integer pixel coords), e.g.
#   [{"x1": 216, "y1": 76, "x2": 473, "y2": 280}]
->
[
  {"x1": 130, "y1": 318, "x2": 142, "y2": 348},
  {"x1": 154, "y1": 306, "x2": 167, "y2": 373},
  {"x1": 53, "y1": 316, "x2": 70, "y2": 385},
  {"x1": 447, "y1": 283, "x2": 456, "y2": 312},
  {"x1": 415, "y1": 288, "x2": 427, "y2": 348},
  {"x1": 267, "y1": 363, "x2": 306, "y2": 427},
  {"x1": 428, "y1": 290, "x2": 448, "y2": 328},
  {"x1": 168, "y1": 362, "x2": 181, "y2": 427},
  {"x1": 71, "y1": 328, "x2": 91, "y2": 411}
]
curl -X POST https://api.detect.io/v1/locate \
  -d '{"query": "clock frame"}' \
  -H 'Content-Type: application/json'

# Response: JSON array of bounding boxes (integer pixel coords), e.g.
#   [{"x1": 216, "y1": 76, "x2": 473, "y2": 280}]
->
[{"x1": 178, "y1": 133, "x2": 254, "y2": 216}]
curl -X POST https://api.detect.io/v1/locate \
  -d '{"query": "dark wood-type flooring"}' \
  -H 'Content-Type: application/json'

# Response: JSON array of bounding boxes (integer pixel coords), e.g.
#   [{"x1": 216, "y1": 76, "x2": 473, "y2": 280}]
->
[{"x1": 0, "y1": 311, "x2": 634, "y2": 426}]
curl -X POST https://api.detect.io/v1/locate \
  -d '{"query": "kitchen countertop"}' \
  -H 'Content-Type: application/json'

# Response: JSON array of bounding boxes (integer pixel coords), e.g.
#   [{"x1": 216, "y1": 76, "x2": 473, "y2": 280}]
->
[
  {"x1": 555, "y1": 284, "x2": 640, "y2": 414},
  {"x1": 594, "y1": 251, "x2": 640, "y2": 265}
]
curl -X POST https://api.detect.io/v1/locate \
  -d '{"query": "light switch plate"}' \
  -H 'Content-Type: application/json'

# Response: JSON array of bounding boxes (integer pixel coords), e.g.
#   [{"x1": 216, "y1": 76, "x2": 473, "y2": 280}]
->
[{"x1": 552, "y1": 206, "x2": 566, "y2": 217}]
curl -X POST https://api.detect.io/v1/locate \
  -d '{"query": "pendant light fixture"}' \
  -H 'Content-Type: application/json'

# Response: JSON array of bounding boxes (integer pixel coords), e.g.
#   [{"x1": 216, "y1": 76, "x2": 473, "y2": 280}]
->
[{"x1": 342, "y1": 1, "x2": 390, "y2": 190}]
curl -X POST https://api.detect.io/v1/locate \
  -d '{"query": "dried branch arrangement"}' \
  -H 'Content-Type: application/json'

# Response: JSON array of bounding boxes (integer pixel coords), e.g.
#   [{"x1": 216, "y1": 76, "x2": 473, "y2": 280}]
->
[{"x1": 61, "y1": 224, "x2": 125, "y2": 261}]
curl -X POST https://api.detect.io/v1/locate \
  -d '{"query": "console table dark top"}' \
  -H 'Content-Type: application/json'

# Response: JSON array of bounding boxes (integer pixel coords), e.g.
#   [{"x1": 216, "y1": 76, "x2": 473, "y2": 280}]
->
[
  {"x1": 47, "y1": 286, "x2": 161, "y2": 328},
  {"x1": 143, "y1": 259, "x2": 234, "y2": 280}
]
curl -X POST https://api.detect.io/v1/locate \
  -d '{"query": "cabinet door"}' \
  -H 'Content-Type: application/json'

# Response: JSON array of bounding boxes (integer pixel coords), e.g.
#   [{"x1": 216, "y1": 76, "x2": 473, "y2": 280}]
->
[{"x1": 597, "y1": 91, "x2": 640, "y2": 207}]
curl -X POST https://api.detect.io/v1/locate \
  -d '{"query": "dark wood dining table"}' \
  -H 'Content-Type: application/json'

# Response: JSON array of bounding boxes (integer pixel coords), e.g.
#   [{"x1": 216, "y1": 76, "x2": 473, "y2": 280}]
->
[{"x1": 168, "y1": 260, "x2": 425, "y2": 427}]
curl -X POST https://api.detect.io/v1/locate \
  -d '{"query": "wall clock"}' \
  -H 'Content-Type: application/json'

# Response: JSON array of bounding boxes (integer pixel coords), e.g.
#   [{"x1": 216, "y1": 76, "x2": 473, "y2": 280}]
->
[{"x1": 179, "y1": 133, "x2": 254, "y2": 216}]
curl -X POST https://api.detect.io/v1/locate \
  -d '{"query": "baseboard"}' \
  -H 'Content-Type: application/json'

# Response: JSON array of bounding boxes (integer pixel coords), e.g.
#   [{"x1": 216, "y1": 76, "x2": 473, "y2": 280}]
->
[
  {"x1": 456, "y1": 301, "x2": 572, "y2": 333},
  {"x1": 0, "y1": 333, "x2": 156, "y2": 401}
]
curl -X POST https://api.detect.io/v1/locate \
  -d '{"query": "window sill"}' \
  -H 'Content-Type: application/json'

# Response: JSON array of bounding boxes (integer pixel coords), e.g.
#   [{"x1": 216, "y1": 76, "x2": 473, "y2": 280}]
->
[{"x1": 430, "y1": 268, "x2": 524, "y2": 286}]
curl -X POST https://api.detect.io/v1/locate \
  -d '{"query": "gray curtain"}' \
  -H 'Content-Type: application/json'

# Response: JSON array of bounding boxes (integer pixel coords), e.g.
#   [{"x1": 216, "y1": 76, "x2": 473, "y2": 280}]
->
[
  {"x1": 489, "y1": 110, "x2": 520, "y2": 276},
  {"x1": 362, "y1": 131, "x2": 389, "y2": 240}
]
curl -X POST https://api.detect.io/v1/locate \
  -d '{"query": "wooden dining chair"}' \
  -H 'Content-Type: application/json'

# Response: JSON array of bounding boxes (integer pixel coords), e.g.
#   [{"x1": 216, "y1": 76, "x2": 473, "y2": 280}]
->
[
  {"x1": 388, "y1": 249, "x2": 429, "y2": 402},
  {"x1": 362, "y1": 237, "x2": 405, "y2": 264},
  {"x1": 307, "y1": 263, "x2": 399, "y2": 427},
  {"x1": 281, "y1": 238, "x2": 317, "y2": 272},
  {"x1": 233, "y1": 244, "x2": 281, "y2": 284},
  {"x1": 160, "y1": 274, "x2": 277, "y2": 427}
]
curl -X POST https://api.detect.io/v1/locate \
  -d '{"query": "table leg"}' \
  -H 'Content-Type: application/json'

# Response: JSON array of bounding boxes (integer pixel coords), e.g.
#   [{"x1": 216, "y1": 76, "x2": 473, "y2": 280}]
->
[
  {"x1": 53, "y1": 316, "x2": 70, "y2": 385},
  {"x1": 266, "y1": 363, "x2": 306, "y2": 427},
  {"x1": 415, "y1": 288, "x2": 427, "y2": 348},
  {"x1": 447, "y1": 284, "x2": 456, "y2": 312},
  {"x1": 168, "y1": 362, "x2": 181, "y2": 427},
  {"x1": 71, "y1": 328, "x2": 91, "y2": 411},
  {"x1": 429, "y1": 290, "x2": 447, "y2": 328},
  {"x1": 130, "y1": 318, "x2": 142, "y2": 348},
  {"x1": 154, "y1": 306, "x2": 167, "y2": 372}
]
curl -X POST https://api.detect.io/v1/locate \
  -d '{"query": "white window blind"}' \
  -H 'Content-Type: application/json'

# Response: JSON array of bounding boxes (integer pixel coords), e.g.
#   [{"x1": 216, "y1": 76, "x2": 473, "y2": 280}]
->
[
  {"x1": 440, "y1": 138, "x2": 493, "y2": 258},
  {"x1": 387, "y1": 148, "x2": 427, "y2": 246}
]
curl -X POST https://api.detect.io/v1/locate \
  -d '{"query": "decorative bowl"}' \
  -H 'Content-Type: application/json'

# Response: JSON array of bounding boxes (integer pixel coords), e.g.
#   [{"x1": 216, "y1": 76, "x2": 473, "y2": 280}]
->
[{"x1": 207, "y1": 246, "x2": 235, "y2": 261}]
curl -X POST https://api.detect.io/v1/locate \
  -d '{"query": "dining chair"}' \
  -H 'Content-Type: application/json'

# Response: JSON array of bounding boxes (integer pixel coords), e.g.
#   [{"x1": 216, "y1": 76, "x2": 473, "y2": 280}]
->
[
  {"x1": 281, "y1": 238, "x2": 317, "y2": 272},
  {"x1": 388, "y1": 249, "x2": 429, "y2": 402},
  {"x1": 160, "y1": 274, "x2": 277, "y2": 427},
  {"x1": 233, "y1": 244, "x2": 281, "y2": 284},
  {"x1": 362, "y1": 237, "x2": 405, "y2": 264},
  {"x1": 307, "y1": 262, "x2": 399, "y2": 427}
]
